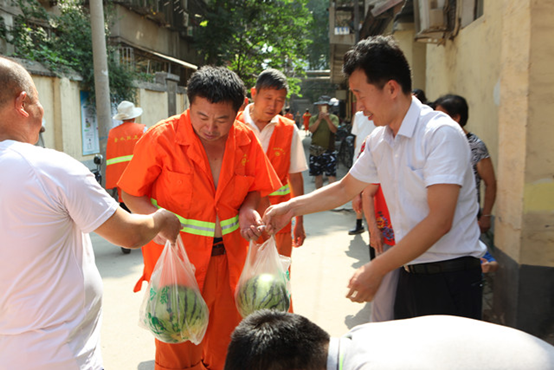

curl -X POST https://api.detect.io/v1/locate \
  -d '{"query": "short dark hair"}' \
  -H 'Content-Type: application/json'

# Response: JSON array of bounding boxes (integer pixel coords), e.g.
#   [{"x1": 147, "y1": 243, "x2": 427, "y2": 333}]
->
[
  {"x1": 343, "y1": 35, "x2": 412, "y2": 94},
  {"x1": 0, "y1": 57, "x2": 36, "y2": 108},
  {"x1": 412, "y1": 88, "x2": 427, "y2": 104},
  {"x1": 224, "y1": 310, "x2": 330, "y2": 370},
  {"x1": 434, "y1": 94, "x2": 469, "y2": 127},
  {"x1": 186, "y1": 66, "x2": 246, "y2": 112},
  {"x1": 255, "y1": 68, "x2": 289, "y2": 93}
]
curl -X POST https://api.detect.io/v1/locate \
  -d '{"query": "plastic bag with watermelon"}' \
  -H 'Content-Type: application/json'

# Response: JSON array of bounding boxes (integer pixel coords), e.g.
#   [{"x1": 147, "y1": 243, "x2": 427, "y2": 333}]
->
[
  {"x1": 235, "y1": 237, "x2": 291, "y2": 318},
  {"x1": 138, "y1": 237, "x2": 209, "y2": 344}
]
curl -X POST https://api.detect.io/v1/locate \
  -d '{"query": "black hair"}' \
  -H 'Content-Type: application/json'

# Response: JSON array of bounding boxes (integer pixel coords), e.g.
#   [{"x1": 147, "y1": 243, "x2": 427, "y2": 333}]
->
[
  {"x1": 186, "y1": 66, "x2": 246, "y2": 112},
  {"x1": 224, "y1": 310, "x2": 330, "y2": 370},
  {"x1": 434, "y1": 94, "x2": 469, "y2": 127},
  {"x1": 412, "y1": 88, "x2": 427, "y2": 104},
  {"x1": 255, "y1": 68, "x2": 289, "y2": 93},
  {"x1": 0, "y1": 56, "x2": 36, "y2": 108},
  {"x1": 343, "y1": 35, "x2": 412, "y2": 94}
]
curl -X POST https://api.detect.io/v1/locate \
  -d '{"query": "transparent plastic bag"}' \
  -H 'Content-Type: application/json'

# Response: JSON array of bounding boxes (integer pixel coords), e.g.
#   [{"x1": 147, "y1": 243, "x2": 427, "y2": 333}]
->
[
  {"x1": 235, "y1": 237, "x2": 291, "y2": 318},
  {"x1": 138, "y1": 237, "x2": 209, "y2": 344}
]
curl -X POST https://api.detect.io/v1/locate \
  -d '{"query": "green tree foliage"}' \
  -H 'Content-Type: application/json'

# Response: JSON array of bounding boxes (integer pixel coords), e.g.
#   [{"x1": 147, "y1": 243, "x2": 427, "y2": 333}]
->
[
  {"x1": 0, "y1": 0, "x2": 136, "y2": 103},
  {"x1": 194, "y1": 0, "x2": 312, "y2": 94},
  {"x1": 306, "y1": 0, "x2": 330, "y2": 70}
]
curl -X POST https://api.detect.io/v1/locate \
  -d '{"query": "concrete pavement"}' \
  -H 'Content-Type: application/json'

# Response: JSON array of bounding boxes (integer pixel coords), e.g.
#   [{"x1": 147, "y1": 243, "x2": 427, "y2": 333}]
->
[{"x1": 93, "y1": 131, "x2": 371, "y2": 369}]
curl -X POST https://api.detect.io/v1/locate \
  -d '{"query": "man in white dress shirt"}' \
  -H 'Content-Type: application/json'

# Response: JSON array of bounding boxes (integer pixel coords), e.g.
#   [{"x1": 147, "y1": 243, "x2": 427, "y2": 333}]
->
[{"x1": 263, "y1": 36, "x2": 485, "y2": 320}]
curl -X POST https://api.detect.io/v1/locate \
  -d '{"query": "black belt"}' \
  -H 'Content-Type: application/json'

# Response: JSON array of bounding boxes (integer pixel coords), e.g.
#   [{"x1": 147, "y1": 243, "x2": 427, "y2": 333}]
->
[
  {"x1": 212, "y1": 237, "x2": 225, "y2": 256},
  {"x1": 403, "y1": 257, "x2": 480, "y2": 275}
]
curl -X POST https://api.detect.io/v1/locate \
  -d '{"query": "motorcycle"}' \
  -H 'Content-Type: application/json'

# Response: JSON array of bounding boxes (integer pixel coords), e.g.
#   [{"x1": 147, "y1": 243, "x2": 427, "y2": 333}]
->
[{"x1": 91, "y1": 154, "x2": 131, "y2": 255}]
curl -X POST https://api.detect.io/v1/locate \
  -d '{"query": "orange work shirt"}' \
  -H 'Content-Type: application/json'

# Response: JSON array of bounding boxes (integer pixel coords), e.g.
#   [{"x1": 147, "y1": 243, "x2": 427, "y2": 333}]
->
[
  {"x1": 118, "y1": 110, "x2": 281, "y2": 293},
  {"x1": 105, "y1": 121, "x2": 146, "y2": 191},
  {"x1": 284, "y1": 112, "x2": 294, "y2": 120},
  {"x1": 302, "y1": 112, "x2": 312, "y2": 129},
  {"x1": 236, "y1": 112, "x2": 295, "y2": 234}
]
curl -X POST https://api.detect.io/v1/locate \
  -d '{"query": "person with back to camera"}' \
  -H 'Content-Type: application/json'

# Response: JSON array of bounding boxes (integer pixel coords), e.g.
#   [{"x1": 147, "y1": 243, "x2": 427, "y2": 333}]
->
[
  {"x1": 308, "y1": 96, "x2": 340, "y2": 189},
  {"x1": 0, "y1": 56, "x2": 181, "y2": 370},
  {"x1": 118, "y1": 66, "x2": 281, "y2": 370},
  {"x1": 106, "y1": 100, "x2": 146, "y2": 206},
  {"x1": 224, "y1": 309, "x2": 554, "y2": 370},
  {"x1": 302, "y1": 108, "x2": 311, "y2": 135},
  {"x1": 106, "y1": 100, "x2": 148, "y2": 254},
  {"x1": 263, "y1": 36, "x2": 486, "y2": 320}
]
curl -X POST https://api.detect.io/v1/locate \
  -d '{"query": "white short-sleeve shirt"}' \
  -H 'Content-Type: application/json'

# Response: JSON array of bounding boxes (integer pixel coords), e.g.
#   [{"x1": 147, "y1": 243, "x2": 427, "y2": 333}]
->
[
  {"x1": 0, "y1": 141, "x2": 118, "y2": 370},
  {"x1": 351, "y1": 111, "x2": 376, "y2": 159},
  {"x1": 242, "y1": 104, "x2": 308, "y2": 174},
  {"x1": 350, "y1": 97, "x2": 484, "y2": 264}
]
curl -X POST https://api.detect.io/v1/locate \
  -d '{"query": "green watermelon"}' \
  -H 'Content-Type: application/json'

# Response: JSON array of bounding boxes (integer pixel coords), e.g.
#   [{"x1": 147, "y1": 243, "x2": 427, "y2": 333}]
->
[
  {"x1": 144, "y1": 284, "x2": 209, "y2": 344},
  {"x1": 236, "y1": 273, "x2": 290, "y2": 318}
]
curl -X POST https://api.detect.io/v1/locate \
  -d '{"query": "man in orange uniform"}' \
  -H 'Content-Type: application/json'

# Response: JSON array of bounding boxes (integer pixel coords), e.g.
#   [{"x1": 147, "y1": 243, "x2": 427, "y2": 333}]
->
[
  {"x1": 302, "y1": 108, "x2": 311, "y2": 135},
  {"x1": 105, "y1": 100, "x2": 146, "y2": 203},
  {"x1": 236, "y1": 68, "x2": 307, "y2": 260},
  {"x1": 118, "y1": 66, "x2": 281, "y2": 370}
]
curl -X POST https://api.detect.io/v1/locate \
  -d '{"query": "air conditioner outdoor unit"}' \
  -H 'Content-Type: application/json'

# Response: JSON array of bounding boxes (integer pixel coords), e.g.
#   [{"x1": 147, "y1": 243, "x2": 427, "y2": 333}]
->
[
  {"x1": 414, "y1": 0, "x2": 448, "y2": 43},
  {"x1": 183, "y1": 12, "x2": 189, "y2": 27}
]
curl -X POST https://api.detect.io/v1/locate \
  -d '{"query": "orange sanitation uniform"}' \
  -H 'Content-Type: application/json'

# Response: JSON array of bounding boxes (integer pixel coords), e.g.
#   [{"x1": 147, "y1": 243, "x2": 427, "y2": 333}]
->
[
  {"x1": 105, "y1": 121, "x2": 146, "y2": 201},
  {"x1": 302, "y1": 112, "x2": 312, "y2": 131},
  {"x1": 118, "y1": 110, "x2": 281, "y2": 370},
  {"x1": 284, "y1": 112, "x2": 294, "y2": 120},
  {"x1": 236, "y1": 113, "x2": 295, "y2": 257}
]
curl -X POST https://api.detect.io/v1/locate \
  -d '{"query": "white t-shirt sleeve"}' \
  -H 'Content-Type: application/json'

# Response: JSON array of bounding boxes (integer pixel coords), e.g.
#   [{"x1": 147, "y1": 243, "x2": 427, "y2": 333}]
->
[
  {"x1": 289, "y1": 125, "x2": 308, "y2": 173},
  {"x1": 42, "y1": 152, "x2": 118, "y2": 233}
]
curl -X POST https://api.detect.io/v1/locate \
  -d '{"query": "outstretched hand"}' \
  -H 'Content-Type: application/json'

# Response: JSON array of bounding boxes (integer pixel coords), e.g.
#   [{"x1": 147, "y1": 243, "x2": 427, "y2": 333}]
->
[{"x1": 262, "y1": 202, "x2": 295, "y2": 235}]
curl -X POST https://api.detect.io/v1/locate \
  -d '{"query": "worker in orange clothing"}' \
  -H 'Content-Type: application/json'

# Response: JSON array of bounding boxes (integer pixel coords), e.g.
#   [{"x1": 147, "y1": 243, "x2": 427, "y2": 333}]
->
[
  {"x1": 236, "y1": 69, "x2": 307, "y2": 313},
  {"x1": 237, "y1": 68, "x2": 307, "y2": 257},
  {"x1": 118, "y1": 67, "x2": 281, "y2": 370},
  {"x1": 106, "y1": 101, "x2": 147, "y2": 254},
  {"x1": 284, "y1": 106, "x2": 294, "y2": 120},
  {"x1": 105, "y1": 100, "x2": 146, "y2": 203},
  {"x1": 302, "y1": 108, "x2": 311, "y2": 135}
]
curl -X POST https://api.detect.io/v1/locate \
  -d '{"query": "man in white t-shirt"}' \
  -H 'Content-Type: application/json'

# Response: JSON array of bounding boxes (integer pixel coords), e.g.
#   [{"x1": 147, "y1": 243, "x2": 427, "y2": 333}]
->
[
  {"x1": 348, "y1": 111, "x2": 376, "y2": 235},
  {"x1": 0, "y1": 57, "x2": 181, "y2": 370},
  {"x1": 225, "y1": 310, "x2": 554, "y2": 370},
  {"x1": 264, "y1": 36, "x2": 485, "y2": 320}
]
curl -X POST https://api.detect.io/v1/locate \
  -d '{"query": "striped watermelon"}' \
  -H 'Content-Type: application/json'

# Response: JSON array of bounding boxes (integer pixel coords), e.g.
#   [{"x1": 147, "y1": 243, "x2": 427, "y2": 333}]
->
[
  {"x1": 236, "y1": 273, "x2": 290, "y2": 318},
  {"x1": 144, "y1": 284, "x2": 208, "y2": 344}
]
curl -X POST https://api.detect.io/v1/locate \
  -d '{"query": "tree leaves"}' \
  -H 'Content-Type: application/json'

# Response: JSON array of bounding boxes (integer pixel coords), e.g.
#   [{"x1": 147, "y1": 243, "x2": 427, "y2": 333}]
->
[{"x1": 194, "y1": 0, "x2": 312, "y2": 93}]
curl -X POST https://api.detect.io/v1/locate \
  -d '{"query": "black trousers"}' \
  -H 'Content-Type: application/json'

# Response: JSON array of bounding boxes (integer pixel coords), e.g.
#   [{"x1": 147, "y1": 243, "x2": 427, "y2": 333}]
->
[{"x1": 394, "y1": 260, "x2": 483, "y2": 320}]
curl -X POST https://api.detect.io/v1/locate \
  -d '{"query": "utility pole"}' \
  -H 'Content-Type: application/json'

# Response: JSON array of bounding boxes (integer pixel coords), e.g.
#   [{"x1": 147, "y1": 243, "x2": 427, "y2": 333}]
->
[{"x1": 89, "y1": 0, "x2": 111, "y2": 187}]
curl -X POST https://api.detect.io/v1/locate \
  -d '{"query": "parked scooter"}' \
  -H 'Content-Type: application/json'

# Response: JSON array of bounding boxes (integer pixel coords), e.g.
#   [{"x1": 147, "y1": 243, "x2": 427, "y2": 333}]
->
[{"x1": 90, "y1": 154, "x2": 130, "y2": 254}]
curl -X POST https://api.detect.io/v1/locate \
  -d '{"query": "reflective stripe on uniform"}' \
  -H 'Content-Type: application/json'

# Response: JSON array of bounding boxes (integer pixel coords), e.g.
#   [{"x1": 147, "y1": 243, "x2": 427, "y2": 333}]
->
[
  {"x1": 269, "y1": 183, "x2": 291, "y2": 196},
  {"x1": 151, "y1": 198, "x2": 238, "y2": 237},
  {"x1": 106, "y1": 154, "x2": 133, "y2": 166},
  {"x1": 220, "y1": 215, "x2": 240, "y2": 235}
]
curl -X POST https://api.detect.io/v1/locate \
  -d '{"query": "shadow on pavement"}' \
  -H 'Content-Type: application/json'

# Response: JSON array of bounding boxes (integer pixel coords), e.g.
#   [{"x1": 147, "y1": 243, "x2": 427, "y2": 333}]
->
[
  {"x1": 91, "y1": 232, "x2": 145, "y2": 279},
  {"x1": 345, "y1": 303, "x2": 371, "y2": 329},
  {"x1": 138, "y1": 360, "x2": 155, "y2": 370},
  {"x1": 346, "y1": 235, "x2": 370, "y2": 269}
]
